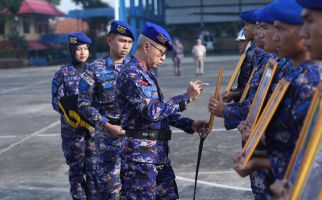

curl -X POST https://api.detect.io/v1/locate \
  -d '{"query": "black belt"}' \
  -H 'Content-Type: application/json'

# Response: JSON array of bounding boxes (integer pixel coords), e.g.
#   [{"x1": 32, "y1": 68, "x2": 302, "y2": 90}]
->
[
  {"x1": 125, "y1": 130, "x2": 172, "y2": 141},
  {"x1": 107, "y1": 117, "x2": 121, "y2": 126}
]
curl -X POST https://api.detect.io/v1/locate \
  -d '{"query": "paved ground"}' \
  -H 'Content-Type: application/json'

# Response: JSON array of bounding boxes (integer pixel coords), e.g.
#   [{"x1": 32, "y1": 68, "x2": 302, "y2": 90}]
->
[{"x1": 0, "y1": 55, "x2": 254, "y2": 200}]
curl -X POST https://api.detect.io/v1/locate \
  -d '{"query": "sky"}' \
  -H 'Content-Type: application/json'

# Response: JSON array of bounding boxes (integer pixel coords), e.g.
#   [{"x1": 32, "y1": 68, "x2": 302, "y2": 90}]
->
[{"x1": 58, "y1": 0, "x2": 116, "y2": 14}]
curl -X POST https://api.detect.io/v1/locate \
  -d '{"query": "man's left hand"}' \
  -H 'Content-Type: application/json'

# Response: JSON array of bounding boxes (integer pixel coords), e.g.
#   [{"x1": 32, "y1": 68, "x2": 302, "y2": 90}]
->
[{"x1": 192, "y1": 120, "x2": 210, "y2": 134}]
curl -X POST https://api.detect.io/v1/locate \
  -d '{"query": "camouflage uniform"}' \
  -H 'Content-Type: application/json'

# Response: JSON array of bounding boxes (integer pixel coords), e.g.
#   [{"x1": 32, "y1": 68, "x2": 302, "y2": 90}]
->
[
  {"x1": 51, "y1": 64, "x2": 88, "y2": 200},
  {"x1": 116, "y1": 56, "x2": 195, "y2": 199},
  {"x1": 265, "y1": 61, "x2": 322, "y2": 180},
  {"x1": 78, "y1": 56, "x2": 130, "y2": 199},
  {"x1": 223, "y1": 48, "x2": 267, "y2": 130},
  {"x1": 225, "y1": 53, "x2": 290, "y2": 200},
  {"x1": 236, "y1": 41, "x2": 262, "y2": 92}
]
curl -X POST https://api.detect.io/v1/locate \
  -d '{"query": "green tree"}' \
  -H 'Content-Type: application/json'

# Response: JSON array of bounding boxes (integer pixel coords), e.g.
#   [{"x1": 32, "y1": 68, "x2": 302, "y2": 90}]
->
[
  {"x1": 72, "y1": 0, "x2": 111, "y2": 58},
  {"x1": 49, "y1": 0, "x2": 62, "y2": 5},
  {"x1": 8, "y1": 31, "x2": 28, "y2": 58},
  {"x1": 0, "y1": 0, "x2": 22, "y2": 15},
  {"x1": 0, "y1": 0, "x2": 28, "y2": 59}
]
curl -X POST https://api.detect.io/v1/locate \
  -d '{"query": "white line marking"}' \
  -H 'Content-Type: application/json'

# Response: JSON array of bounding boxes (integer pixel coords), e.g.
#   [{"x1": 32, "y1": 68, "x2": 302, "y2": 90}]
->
[
  {"x1": 0, "y1": 80, "x2": 49, "y2": 95},
  {"x1": 37, "y1": 133, "x2": 60, "y2": 137},
  {"x1": 172, "y1": 128, "x2": 237, "y2": 133},
  {"x1": 176, "y1": 176, "x2": 252, "y2": 191},
  {"x1": 177, "y1": 170, "x2": 236, "y2": 175},
  {"x1": 0, "y1": 185, "x2": 67, "y2": 192},
  {"x1": 0, "y1": 135, "x2": 17, "y2": 139},
  {"x1": 0, "y1": 121, "x2": 60, "y2": 155}
]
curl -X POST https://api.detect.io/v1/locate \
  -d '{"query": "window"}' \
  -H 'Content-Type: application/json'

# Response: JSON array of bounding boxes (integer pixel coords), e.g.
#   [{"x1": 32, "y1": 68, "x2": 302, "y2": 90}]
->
[
  {"x1": 23, "y1": 17, "x2": 30, "y2": 33},
  {"x1": 35, "y1": 18, "x2": 48, "y2": 34},
  {"x1": 0, "y1": 18, "x2": 5, "y2": 35}
]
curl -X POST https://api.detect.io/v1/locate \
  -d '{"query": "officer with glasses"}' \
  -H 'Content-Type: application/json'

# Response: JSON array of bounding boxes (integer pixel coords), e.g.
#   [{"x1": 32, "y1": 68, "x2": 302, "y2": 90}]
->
[{"x1": 116, "y1": 22, "x2": 209, "y2": 199}]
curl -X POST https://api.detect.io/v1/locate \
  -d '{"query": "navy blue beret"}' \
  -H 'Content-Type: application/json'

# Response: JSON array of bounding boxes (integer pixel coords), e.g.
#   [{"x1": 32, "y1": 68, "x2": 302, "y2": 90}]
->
[
  {"x1": 240, "y1": 9, "x2": 260, "y2": 24},
  {"x1": 296, "y1": 0, "x2": 322, "y2": 10},
  {"x1": 142, "y1": 22, "x2": 173, "y2": 50},
  {"x1": 255, "y1": 8, "x2": 263, "y2": 23},
  {"x1": 68, "y1": 32, "x2": 92, "y2": 45},
  {"x1": 257, "y1": 4, "x2": 274, "y2": 24},
  {"x1": 269, "y1": 0, "x2": 303, "y2": 25},
  {"x1": 109, "y1": 20, "x2": 135, "y2": 40}
]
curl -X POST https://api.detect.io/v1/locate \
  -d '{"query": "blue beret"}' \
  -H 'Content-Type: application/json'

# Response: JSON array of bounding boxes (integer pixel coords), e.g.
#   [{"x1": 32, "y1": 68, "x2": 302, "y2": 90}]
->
[
  {"x1": 255, "y1": 8, "x2": 263, "y2": 23},
  {"x1": 269, "y1": 0, "x2": 303, "y2": 25},
  {"x1": 257, "y1": 4, "x2": 274, "y2": 24},
  {"x1": 109, "y1": 20, "x2": 135, "y2": 40},
  {"x1": 240, "y1": 9, "x2": 259, "y2": 24},
  {"x1": 68, "y1": 32, "x2": 92, "y2": 45},
  {"x1": 296, "y1": 0, "x2": 322, "y2": 10},
  {"x1": 142, "y1": 22, "x2": 173, "y2": 50}
]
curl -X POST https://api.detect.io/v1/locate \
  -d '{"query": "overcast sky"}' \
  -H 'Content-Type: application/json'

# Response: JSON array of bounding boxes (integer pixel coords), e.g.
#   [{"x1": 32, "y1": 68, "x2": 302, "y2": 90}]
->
[{"x1": 58, "y1": 0, "x2": 116, "y2": 14}]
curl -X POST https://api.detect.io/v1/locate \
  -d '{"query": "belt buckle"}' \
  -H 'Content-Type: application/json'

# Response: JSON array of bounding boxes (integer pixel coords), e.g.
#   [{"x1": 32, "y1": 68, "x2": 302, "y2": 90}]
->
[{"x1": 143, "y1": 131, "x2": 155, "y2": 139}]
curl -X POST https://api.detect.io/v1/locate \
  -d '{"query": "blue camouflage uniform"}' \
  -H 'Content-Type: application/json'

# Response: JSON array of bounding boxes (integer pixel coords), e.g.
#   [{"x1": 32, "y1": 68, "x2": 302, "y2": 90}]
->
[
  {"x1": 265, "y1": 0, "x2": 322, "y2": 181},
  {"x1": 116, "y1": 22, "x2": 196, "y2": 200},
  {"x1": 229, "y1": 6, "x2": 278, "y2": 199},
  {"x1": 223, "y1": 48, "x2": 266, "y2": 130},
  {"x1": 265, "y1": 61, "x2": 321, "y2": 179},
  {"x1": 236, "y1": 9, "x2": 260, "y2": 93},
  {"x1": 51, "y1": 32, "x2": 91, "y2": 200},
  {"x1": 78, "y1": 21, "x2": 135, "y2": 199}
]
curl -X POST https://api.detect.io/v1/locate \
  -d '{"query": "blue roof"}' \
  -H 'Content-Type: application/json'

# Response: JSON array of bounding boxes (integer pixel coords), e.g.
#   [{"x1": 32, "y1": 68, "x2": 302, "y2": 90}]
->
[
  {"x1": 67, "y1": 7, "x2": 114, "y2": 19},
  {"x1": 41, "y1": 34, "x2": 69, "y2": 45}
]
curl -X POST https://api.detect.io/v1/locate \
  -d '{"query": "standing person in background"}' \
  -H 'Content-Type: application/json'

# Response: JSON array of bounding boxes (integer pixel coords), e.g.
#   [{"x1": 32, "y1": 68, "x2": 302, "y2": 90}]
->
[
  {"x1": 51, "y1": 32, "x2": 92, "y2": 200},
  {"x1": 192, "y1": 38, "x2": 206, "y2": 76},
  {"x1": 172, "y1": 37, "x2": 184, "y2": 76}
]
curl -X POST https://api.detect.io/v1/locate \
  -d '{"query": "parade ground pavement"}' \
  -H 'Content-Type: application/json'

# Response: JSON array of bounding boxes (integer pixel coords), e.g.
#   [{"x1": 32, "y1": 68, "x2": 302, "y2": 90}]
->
[{"x1": 0, "y1": 55, "x2": 254, "y2": 200}]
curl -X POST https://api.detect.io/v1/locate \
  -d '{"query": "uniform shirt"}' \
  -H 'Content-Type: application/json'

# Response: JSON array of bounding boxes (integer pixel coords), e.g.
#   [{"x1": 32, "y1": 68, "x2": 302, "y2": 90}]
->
[
  {"x1": 116, "y1": 56, "x2": 194, "y2": 164},
  {"x1": 52, "y1": 64, "x2": 84, "y2": 113},
  {"x1": 223, "y1": 52, "x2": 274, "y2": 130},
  {"x1": 265, "y1": 61, "x2": 322, "y2": 179},
  {"x1": 269, "y1": 58, "x2": 293, "y2": 93},
  {"x1": 78, "y1": 56, "x2": 130, "y2": 132},
  {"x1": 237, "y1": 41, "x2": 265, "y2": 92}
]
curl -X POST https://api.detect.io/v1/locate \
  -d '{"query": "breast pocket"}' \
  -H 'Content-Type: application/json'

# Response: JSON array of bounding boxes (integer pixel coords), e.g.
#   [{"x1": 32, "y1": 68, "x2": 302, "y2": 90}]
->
[
  {"x1": 141, "y1": 85, "x2": 159, "y2": 99},
  {"x1": 97, "y1": 72, "x2": 116, "y2": 103},
  {"x1": 65, "y1": 77, "x2": 79, "y2": 95}
]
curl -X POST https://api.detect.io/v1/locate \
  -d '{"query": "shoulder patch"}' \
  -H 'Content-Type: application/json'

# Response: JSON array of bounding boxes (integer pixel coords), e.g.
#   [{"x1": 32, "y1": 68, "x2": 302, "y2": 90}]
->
[{"x1": 82, "y1": 74, "x2": 94, "y2": 86}]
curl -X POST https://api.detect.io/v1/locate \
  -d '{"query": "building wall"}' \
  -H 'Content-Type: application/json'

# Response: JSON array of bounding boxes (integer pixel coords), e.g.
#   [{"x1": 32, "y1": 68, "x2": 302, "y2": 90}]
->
[
  {"x1": 165, "y1": 0, "x2": 272, "y2": 53},
  {"x1": 0, "y1": 15, "x2": 41, "y2": 41},
  {"x1": 165, "y1": 0, "x2": 272, "y2": 24}
]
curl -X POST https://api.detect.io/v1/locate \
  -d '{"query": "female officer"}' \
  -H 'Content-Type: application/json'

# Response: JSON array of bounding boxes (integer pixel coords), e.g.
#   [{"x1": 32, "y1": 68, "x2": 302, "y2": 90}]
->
[{"x1": 51, "y1": 32, "x2": 91, "y2": 200}]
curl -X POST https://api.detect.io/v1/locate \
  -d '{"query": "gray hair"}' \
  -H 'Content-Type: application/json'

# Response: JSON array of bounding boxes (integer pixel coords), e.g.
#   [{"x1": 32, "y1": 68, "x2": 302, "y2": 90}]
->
[{"x1": 137, "y1": 34, "x2": 160, "y2": 49}]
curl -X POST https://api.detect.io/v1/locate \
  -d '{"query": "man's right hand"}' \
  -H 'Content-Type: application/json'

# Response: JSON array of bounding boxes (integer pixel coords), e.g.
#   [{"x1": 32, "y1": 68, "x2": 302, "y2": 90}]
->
[
  {"x1": 237, "y1": 121, "x2": 251, "y2": 141},
  {"x1": 221, "y1": 90, "x2": 241, "y2": 103},
  {"x1": 187, "y1": 80, "x2": 203, "y2": 101},
  {"x1": 105, "y1": 123, "x2": 125, "y2": 137}
]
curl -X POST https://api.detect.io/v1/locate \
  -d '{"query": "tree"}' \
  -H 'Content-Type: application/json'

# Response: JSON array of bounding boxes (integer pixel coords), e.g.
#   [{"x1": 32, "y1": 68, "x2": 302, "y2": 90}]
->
[
  {"x1": 0, "y1": 0, "x2": 23, "y2": 15},
  {"x1": 0, "y1": 0, "x2": 27, "y2": 59},
  {"x1": 49, "y1": 0, "x2": 62, "y2": 6},
  {"x1": 8, "y1": 31, "x2": 28, "y2": 58},
  {"x1": 72, "y1": 0, "x2": 108, "y2": 8},
  {"x1": 72, "y1": 0, "x2": 111, "y2": 58}
]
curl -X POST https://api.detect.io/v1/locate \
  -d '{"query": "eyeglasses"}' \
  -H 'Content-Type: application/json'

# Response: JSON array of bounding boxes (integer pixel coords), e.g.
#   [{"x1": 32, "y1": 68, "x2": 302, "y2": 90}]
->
[{"x1": 149, "y1": 42, "x2": 167, "y2": 57}]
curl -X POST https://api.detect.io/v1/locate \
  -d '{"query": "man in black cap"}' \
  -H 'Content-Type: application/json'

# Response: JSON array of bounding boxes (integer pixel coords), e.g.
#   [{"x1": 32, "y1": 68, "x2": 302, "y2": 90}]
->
[{"x1": 78, "y1": 20, "x2": 135, "y2": 199}]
